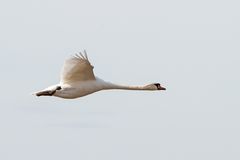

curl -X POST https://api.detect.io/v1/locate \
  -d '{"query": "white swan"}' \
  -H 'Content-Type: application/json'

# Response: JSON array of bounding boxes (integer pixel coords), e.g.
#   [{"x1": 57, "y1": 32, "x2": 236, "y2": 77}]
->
[{"x1": 35, "y1": 51, "x2": 166, "y2": 99}]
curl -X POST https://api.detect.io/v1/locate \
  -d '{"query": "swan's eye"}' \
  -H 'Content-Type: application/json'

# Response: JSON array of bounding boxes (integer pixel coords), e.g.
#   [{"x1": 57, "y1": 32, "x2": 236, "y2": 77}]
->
[{"x1": 56, "y1": 86, "x2": 62, "y2": 90}]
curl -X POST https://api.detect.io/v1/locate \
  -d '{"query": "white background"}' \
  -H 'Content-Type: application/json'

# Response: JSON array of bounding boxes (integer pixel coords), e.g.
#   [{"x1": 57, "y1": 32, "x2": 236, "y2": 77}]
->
[{"x1": 0, "y1": 0, "x2": 239, "y2": 159}]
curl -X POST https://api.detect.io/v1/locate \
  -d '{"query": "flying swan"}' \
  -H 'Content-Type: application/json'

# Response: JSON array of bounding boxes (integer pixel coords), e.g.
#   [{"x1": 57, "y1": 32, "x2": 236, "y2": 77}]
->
[{"x1": 34, "y1": 51, "x2": 166, "y2": 99}]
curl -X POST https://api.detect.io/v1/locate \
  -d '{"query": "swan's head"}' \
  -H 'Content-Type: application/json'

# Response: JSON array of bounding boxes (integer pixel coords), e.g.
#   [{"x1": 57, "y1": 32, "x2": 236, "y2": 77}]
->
[
  {"x1": 154, "y1": 83, "x2": 166, "y2": 90},
  {"x1": 144, "y1": 83, "x2": 166, "y2": 90}
]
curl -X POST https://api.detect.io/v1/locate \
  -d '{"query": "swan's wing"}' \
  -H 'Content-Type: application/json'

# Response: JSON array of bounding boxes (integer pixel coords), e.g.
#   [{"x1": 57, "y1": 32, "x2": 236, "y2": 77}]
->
[{"x1": 60, "y1": 51, "x2": 95, "y2": 84}]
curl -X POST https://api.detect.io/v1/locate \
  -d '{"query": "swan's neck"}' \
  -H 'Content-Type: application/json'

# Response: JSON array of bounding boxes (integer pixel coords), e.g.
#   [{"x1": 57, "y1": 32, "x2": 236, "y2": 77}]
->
[
  {"x1": 100, "y1": 81, "x2": 159, "y2": 91},
  {"x1": 104, "y1": 83, "x2": 145, "y2": 90},
  {"x1": 96, "y1": 78, "x2": 165, "y2": 91}
]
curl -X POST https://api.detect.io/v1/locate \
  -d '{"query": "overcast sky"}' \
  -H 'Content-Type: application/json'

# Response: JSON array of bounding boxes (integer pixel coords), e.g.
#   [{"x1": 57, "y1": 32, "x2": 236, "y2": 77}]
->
[{"x1": 0, "y1": 0, "x2": 239, "y2": 160}]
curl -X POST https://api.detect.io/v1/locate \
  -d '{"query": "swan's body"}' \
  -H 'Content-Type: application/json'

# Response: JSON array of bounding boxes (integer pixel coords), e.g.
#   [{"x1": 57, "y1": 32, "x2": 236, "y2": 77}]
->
[{"x1": 35, "y1": 51, "x2": 166, "y2": 99}]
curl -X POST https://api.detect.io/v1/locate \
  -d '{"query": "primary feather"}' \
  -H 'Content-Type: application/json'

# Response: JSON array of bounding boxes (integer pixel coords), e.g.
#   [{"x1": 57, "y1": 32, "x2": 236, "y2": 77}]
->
[{"x1": 60, "y1": 51, "x2": 95, "y2": 84}]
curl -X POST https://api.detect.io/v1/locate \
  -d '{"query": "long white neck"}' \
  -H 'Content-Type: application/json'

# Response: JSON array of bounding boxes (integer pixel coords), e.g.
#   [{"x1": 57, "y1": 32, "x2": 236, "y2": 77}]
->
[
  {"x1": 104, "y1": 83, "x2": 146, "y2": 90},
  {"x1": 99, "y1": 80, "x2": 160, "y2": 91},
  {"x1": 95, "y1": 77, "x2": 165, "y2": 91}
]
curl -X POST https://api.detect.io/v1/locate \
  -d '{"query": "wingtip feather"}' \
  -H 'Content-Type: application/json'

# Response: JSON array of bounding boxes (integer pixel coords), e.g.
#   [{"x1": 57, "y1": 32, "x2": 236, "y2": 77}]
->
[
  {"x1": 83, "y1": 50, "x2": 88, "y2": 60},
  {"x1": 70, "y1": 50, "x2": 90, "y2": 61}
]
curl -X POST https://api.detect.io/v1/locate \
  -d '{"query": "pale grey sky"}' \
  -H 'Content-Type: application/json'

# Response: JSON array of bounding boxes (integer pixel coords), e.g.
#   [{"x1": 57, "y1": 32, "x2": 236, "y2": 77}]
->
[{"x1": 0, "y1": 0, "x2": 239, "y2": 160}]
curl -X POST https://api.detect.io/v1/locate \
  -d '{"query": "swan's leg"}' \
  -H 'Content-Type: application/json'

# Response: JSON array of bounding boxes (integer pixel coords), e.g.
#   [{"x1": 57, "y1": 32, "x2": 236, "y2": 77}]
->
[
  {"x1": 36, "y1": 90, "x2": 56, "y2": 96},
  {"x1": 35, "y1": 86, "x2": 62, "y2": 97}
]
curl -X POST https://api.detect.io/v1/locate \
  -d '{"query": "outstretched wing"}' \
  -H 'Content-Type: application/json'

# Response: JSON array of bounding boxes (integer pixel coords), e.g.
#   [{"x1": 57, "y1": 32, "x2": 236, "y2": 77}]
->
[{"x1": 60, "y1": 51, "x2": 95, "y2": 84}]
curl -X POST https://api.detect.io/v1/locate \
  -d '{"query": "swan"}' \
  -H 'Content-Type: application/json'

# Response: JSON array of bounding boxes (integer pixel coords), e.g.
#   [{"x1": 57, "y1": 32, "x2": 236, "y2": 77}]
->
[{"x1": 34, "y1": 51, "x2": 166, "y2": 99}]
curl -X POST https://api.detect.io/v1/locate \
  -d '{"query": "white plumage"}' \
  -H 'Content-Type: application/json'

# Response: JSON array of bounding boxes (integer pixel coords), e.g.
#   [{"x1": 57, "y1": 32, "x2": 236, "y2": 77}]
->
[
  {"x1": 35, "y1": 51, "x2": 166, "y2": 99},
  {"x1": 60, "y1": 51, "x2": 95, "y2": 84}
]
